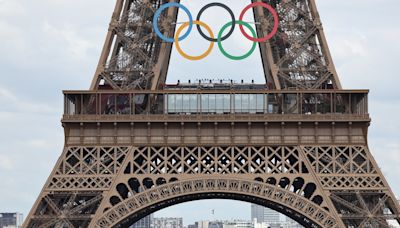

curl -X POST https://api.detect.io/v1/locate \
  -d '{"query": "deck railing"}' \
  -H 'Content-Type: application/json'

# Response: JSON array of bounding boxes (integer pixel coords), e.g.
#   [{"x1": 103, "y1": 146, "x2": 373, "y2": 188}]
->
[{"x1": 63, "y1": 90, "x2": 369, "y2": 119}]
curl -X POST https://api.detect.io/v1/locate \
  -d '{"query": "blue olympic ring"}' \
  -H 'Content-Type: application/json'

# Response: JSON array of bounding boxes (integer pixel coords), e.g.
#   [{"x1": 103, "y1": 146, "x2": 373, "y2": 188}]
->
[{"x1": 153, "y1": 2, "x2": 193, "y2": 43}]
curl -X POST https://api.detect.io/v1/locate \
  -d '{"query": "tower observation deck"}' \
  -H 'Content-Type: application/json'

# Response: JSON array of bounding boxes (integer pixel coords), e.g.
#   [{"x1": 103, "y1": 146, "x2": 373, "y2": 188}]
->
[{"x1": 63, "y1": 84, "x2": 369, "y2": 124}]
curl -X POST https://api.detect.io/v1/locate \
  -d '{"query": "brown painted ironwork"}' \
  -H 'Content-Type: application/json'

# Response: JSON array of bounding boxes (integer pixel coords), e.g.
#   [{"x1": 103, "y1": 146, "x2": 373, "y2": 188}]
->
[{"x1": 24, "y1": 0, "x2": 400, "y2": 228}]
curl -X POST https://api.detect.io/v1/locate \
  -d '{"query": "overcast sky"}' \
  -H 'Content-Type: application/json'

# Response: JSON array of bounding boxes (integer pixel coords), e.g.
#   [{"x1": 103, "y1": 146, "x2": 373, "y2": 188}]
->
[{"x1": 0, "y1": 0, "x2": 400, "y2": 226}]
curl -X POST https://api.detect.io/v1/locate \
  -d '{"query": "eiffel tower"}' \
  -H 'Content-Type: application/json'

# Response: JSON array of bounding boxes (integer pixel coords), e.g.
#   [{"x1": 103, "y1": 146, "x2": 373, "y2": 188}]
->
[{"x1": 24, "y1": 0, "x2": 400, "y2": 227}]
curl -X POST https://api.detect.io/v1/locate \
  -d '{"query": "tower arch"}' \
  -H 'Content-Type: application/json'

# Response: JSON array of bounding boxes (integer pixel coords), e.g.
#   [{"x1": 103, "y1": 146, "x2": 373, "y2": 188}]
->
[{"x1": 92, "y1": 177, "x2": 337, "y2": 228}]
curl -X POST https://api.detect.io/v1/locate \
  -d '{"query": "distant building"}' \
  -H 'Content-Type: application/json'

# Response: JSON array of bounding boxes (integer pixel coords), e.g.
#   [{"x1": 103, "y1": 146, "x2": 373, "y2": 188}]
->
[
  {"x1": 223, "y1": 220, "x2": 252, "y2": 228},
  {"x1": 130, "y1": 215, "x2": 153, "y2": 228},
  {"x1": 193, "y1": 221, "x2": 210, "y2": 228},
  {"x1": 188, "y1": 219, "x2": 304, "y2": 228},
  {"x1": 253, "y1": 221, "x2": 269, "y2": 228},
  {"x1": 0, "y1": 213, "x2": 23, "y2": 228},
  {"x1": 283, "y1": 217, "x2": 302, "y2": 228},
  {"x1": 153, "y1": 217, "x2": 183, "y2": 228},
  {"x1": 188, "y1": 220, "x2": 252, "y2": 228},
  {"x1": 251, "y1": 204, "x2": 280, "y2": 225},
  {"x1": 251, "y1": 204, "x2": 303, "y2": 228},
  {"x1": 186, "y1": 221, "x2": 225, "y2": 228},
  {"x1": 209, "y1": 221, "x2": 223, "y2": 228}
]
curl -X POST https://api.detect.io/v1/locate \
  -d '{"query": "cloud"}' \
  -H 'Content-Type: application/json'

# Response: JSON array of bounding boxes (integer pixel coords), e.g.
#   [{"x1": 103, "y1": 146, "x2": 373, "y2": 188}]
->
[
  {"x1": 330, "y1": 32, "x2": 369, "y2": 61},
  {"x1": 27, "y1": 140, "x2": 54, "y2": 149},
  {"x1": 370, "y1": 140, "x2": 400, "y2": 192},
  {"x1": 0, "y1": 0, "x2": 26, "y2": 17},
  {"x1": 0, "y1": 154, "x2": 14, "y2": 171},
  {"x1": 42, "y1": 22, "x2": 96, "y2": 61},
  {"x1": 0, "y1": 20, "x2": 26, "y2": 64},
  {"x1": 0, "y1": 86, "x2": 57, "y2": 114},
  {"x1": 0, "y1": 87, "x2": 17, "y2": 100}
]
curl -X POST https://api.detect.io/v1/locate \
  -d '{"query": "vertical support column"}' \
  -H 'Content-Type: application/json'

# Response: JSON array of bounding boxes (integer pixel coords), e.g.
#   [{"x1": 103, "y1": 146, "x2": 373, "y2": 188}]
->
[
  {"x1": 251, "y1": 0, "x2": 281, "y2": 89},
  {"x1": 90, "y1": 0, "x2": 124, "y2": 90},
  {"x1": 307, "y1": 0, "x2": 342, "y2": 89}
]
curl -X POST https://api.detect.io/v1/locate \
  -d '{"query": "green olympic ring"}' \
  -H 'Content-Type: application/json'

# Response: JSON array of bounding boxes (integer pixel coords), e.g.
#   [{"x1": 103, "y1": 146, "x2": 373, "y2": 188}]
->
[{"x1": 218, "y1": 21, "x2": 257, "y2": 61}]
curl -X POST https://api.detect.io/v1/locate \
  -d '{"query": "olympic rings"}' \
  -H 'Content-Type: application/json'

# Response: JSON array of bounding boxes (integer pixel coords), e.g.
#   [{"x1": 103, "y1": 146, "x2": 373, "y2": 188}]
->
[
  {"x1": 239, "y1": 2, "x2": 279, "y2": 42},
  {"x1": 153, "y1": 2, "x2": 280, "y2": 60},
  {"x1": 175, "y1": 21, "x2": 215, "y2": 61},
  {"x1": 153, "y1": 2, "x2": 193, "y2": 43},
  {"x1": 218, "y1": 21, "x2": 257, "y2": 61},
  {"x1": 196, "y1": 3, "x2": 235, "y2": 42}
]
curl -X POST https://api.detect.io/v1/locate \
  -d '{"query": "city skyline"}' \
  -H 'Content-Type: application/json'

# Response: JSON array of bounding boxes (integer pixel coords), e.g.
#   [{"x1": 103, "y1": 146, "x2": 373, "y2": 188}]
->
[
  {"x1": 1, "y1": 0, "x2": 400, "y2": 225},
  {"x1": 0, "y1": 212, "x2": 23, "y2": 228}
]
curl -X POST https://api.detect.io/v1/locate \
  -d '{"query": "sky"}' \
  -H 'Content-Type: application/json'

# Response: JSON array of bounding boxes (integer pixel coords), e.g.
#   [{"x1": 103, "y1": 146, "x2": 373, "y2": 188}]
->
[{"x1": 0, "y1": 0, "x2": 400, "y2": 226}]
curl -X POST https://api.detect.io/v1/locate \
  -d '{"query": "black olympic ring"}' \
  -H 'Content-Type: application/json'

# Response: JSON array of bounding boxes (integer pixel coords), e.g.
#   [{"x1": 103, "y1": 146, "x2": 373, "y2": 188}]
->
[{"x1": 196, "y1": 3, "x2": 236, "y2": 42}]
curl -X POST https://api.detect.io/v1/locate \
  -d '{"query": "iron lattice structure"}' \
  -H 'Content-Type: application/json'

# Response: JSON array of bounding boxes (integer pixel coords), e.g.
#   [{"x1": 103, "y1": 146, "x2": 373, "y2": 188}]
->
[
  {"x1": 89, "y1": 0, "x2": 341, "y2": 91},
  {"x1": 24, "y1": 0, "x2": 400, "y2": 228}
]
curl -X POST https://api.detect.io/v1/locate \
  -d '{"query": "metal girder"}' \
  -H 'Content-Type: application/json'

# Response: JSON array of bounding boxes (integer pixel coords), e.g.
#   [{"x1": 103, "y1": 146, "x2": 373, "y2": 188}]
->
[
  {"x1": 90, "y1": 0, "x2": 178, "y2": 91},
  {"x1": 90, "y1": 0, "x2": 342, "y2": 91}
]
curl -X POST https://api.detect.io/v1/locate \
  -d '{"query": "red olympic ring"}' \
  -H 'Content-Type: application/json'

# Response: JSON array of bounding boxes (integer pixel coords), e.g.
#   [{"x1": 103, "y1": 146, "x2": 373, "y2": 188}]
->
[{"x1": 239, "y1": 2, "x2": 279, "y2": 42}]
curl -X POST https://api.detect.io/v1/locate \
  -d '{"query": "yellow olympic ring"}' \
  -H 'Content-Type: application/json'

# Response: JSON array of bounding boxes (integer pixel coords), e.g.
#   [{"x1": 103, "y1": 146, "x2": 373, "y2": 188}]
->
[{"x1": 175, "y1": 20, "x2": 214, "y2": 61}]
